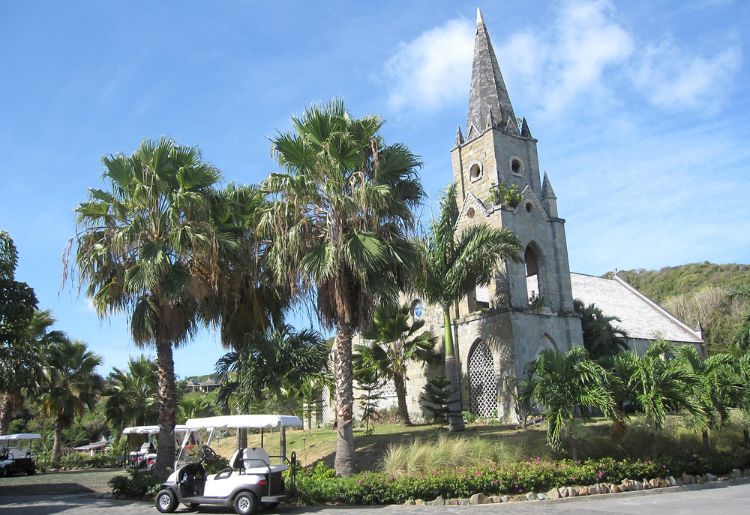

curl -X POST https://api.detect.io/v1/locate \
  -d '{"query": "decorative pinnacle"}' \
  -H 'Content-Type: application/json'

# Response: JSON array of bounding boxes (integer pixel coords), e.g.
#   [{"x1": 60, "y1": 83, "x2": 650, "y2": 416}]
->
[{"x1": 476, "y1": 7, "x2": 484, "y2": 26}]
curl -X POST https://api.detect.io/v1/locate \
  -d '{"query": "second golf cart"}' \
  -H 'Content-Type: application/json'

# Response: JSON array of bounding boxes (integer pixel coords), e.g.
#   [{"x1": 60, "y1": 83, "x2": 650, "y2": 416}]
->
[
  {"x1": 154, "y1": 414, "x2": 301, "y2": 514},
  {"x1": 0, "y1": 433, "x2": 40, "y2": 477}
]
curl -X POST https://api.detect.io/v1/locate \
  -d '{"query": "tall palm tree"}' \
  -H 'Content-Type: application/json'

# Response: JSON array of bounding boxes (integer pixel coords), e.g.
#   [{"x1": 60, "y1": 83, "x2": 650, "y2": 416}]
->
[
  {"x1": 260, "y1": 99, "x2": 423, "y2": 476},
  {"x1": 104, "y1": 355, "x2": 159, "y2": 439},
  {"x1": 68, "y1": 138, "x2": 223, "y2": 479},
  {"x1": 676, "y1": 346, "x2": 740, "y2": 453},
  {"x1": 38, "y1": 339, "x2": 103, "y2": 465},
  {"x1": 524, "y1": 346, "x2": 619, "y2": 460},
  {"x1": 619, "y1": 340, "x2": 705, "y2": 457},
  {"x1": 574, "y1": 300, "x2": 629, "y2": 362},
  {"x1": 413, "y1": 183, "x2": 522, "y2": 432},
  {"x1": 356, "y1": 303, "x2": 437, "y2": 425}
]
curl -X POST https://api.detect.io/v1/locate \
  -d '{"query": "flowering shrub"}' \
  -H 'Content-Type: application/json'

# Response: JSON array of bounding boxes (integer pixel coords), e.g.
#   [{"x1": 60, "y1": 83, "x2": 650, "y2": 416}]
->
[{"x1": 296, "y1": 453, "x2": 750, "y2": 505}]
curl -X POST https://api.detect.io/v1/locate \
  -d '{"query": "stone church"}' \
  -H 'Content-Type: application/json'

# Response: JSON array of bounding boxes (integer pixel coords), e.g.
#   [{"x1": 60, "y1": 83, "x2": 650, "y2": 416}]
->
[{"x1": 321, "y1": 9, "x2": 703, "y2": 425}]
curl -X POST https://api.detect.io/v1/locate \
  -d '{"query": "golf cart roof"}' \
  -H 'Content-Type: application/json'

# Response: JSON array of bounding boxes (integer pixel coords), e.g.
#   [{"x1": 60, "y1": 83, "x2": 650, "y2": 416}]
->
[
  {"x1": 122, "y1": 425, "x2": 191, "y2": 435},
  {"x1": 184, "y1": 415, "x2": 303, "y2": 430},
  {"x1": 0, "y1": 433, "x2": 41, "y2": 441}
]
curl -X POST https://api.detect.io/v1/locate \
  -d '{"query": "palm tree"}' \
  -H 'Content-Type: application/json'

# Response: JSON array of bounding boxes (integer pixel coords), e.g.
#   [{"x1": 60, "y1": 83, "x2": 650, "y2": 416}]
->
[
  {"x1": 620, "y1": 340, "x2": 705, "y2": 457},
  {"x1": 38, "y1": 338, "x2": 103, "y2": 465},
  {"x1": 1, "y1": 310, "x2": 65, "y2": 431},
  {"x1": 260, "y1": 99, "x2": 423, "y2": 476},
  {"x1": 676, "y1": 346, "x2": 740, "y2": 453},
  {"x1": 356, "y1": 303, "x2": 437, "y2": 425},
  {"x1": 68, "y1": 138, "x2": 223, "y2": 479},
  {"x1": 413, "y1": 183, "x2": 522, "y2": 432},
  {"x1": 104, "y1": 355, "x2": 159, "y2": 438},
  {"x1": 178, "y1": 392, "x2": 219, "y2": 423},
  {"x1": 215, "y1": 325, "x2": 330, "y2": 414},
  {"x1": 574, "y1": 300, "x2": 629, "y2": 362},
  {"x1": 524, "y1": 346, "x2": 619, "y2": 460},
  {"x1": 736, "y1": 353, "x2": 750, "y2": 446}
]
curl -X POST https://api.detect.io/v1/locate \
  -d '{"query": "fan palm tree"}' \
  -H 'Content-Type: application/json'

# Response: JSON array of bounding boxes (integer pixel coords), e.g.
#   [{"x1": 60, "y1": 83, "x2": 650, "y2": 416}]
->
[
  {"x1": 413, "y1": 183, "x2": 522, "y2": 432},
  {"x1": 676, "y1": 346, "x2": 740, "y2": 453},
  {"x1": 68, "y1": 138, "x2": 224, "y2": 479},
  {"x1": 736, "y1": 353, "x2": 750, "y2": 446},
  {"x1": 525, "y1": 346, "x2": 619, "y2": 459},
  {"x1": 621, "y1": 340, "x2": 705, "y2": 457},
  {"x1": 574, "y1": 300, "x2": 629, "y2": 362},
  {"x1": 260, "y1": 99, "x2": 423, "y2": 476},
  {"x1": 355, "y1": 303, "x2": 437, "y2": 425},
  {"x1": 38, "y1": 339, "x2": 103, "y2": 465},
  {"x1": 104, "y1": 355, "x2": 159, "y2": 439}
]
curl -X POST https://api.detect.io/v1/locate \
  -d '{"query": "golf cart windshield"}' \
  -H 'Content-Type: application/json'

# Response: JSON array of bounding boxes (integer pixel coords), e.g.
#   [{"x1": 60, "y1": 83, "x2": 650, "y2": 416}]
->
[{"x1": 176, "y1": 415, "x2": 303, "y2": 468}]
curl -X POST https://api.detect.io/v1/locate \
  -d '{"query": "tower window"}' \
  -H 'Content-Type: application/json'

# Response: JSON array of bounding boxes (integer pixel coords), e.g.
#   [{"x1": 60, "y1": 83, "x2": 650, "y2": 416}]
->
[
  {"x1": 467, "y1": 207, "x2": 475, "y2": 218},
  {"x1": 524, "y1": 244, "x2": 542, "y2": 307},
  {"x1": 525, "y1": 202, "x2": 533, "y2": 213},
  {"x1": 511, "y1": 158, "x2": 523, "y2": 175},
  {"x1": 469, "y1": 162, "x2": 482, "y2": 181}
]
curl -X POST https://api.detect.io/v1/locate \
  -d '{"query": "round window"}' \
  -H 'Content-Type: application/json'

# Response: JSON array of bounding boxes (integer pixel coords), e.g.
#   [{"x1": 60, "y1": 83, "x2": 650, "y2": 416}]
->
[
  {"x1": 511, "y1": 159, "x2": 523, "y2": 175},
  {"x1": 525, "y1": 202, "x2": 533, "y2": 213},
  {"x1": 469, "y1": 163, "x2": 482, "y2": 180},
  {"x1": 412, "y1": 301, "x2": 425, "y2": 320},
  {"x1": 467, "y1": 207, "x2": 475, "y2": 218}
]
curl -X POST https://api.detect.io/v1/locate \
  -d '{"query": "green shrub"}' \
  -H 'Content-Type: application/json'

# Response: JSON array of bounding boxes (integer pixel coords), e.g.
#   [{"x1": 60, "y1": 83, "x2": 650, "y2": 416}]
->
[
  {"x1": 297, "y1": 452, "x2": 750, "y2": 505},
  {"x1": 489, "y1": 183, "x2": 523, "y2": 207},
  {"x1": 109, "y1": 469, "x2": 160, "y2": 499}
]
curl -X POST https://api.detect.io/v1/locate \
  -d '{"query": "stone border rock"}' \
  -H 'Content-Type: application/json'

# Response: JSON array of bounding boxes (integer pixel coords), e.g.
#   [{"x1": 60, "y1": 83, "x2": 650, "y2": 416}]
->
[{"x1": 402, "y1": 468, "x2": 750, "y2": 506}]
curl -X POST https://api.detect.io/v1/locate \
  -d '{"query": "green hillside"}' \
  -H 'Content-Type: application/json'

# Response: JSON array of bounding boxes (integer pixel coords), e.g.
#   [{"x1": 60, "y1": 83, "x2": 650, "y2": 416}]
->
[
  {"x1": 605, "y1": 262, "x2": 750, "y2": 354},
  {"x1": 606, "y1": 262, "x2": 750, "y2": 303}
]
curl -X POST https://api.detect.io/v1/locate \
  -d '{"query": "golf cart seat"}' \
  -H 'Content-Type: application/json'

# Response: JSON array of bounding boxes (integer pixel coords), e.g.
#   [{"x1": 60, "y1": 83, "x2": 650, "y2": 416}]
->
[{"x1": 229, "y1": 447, "x2": 287, "y2": 474}]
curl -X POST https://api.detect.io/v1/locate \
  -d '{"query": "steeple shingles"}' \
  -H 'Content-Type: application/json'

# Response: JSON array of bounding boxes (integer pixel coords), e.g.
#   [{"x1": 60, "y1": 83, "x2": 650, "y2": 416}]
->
[{"x1": 466, "y1": 8, "x2": 518, "y2": 141}]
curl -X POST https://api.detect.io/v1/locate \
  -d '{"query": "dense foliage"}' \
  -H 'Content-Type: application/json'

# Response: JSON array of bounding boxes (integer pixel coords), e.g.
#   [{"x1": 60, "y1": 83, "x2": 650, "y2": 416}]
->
[{"x1": 295, "y1": 452, "x2": 750, "y2": 505}]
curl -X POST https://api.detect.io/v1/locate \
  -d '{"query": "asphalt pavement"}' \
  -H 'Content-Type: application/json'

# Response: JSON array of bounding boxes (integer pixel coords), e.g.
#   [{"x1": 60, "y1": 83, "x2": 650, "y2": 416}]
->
[{"x1": 1, "y1": 479, "x2": 748, "y2": 514}]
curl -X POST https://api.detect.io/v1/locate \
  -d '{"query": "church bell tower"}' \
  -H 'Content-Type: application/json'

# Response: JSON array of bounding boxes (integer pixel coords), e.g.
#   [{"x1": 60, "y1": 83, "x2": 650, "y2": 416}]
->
[{"x1": 448, "y1": 9, "x2": 583, "y2": 421}]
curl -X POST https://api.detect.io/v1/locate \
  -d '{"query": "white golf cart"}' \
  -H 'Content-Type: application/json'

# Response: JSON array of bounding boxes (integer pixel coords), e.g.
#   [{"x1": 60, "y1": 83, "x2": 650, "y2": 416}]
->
[
  {"x1": 0, "y1": 433, "x2": 41, "y2": 477},
  {"x1": 123, "y1": 425, "x2": 197, "y2": 471},
  {"x1": 154, "y1": 414, "x2": 302, "y2": 514}
]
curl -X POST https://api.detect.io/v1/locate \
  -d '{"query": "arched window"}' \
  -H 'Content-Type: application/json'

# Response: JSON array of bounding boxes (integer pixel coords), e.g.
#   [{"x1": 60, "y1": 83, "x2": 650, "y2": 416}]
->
[
  {"x1": 468, "y1": 340, "x2": 497, "y2": 417},
  {"x1": 524, "y1": 244, "x2": 543, "y2": 306}
]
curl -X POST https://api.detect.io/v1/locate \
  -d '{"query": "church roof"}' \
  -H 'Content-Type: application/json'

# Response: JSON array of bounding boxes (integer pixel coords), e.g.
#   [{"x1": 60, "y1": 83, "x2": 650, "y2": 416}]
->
[
  {"x1": 466, "y1": 8, "x2": 518, "y2": 140},
  {"x1": 570, "y1": 273, "x2": 703, "y2": 344}
]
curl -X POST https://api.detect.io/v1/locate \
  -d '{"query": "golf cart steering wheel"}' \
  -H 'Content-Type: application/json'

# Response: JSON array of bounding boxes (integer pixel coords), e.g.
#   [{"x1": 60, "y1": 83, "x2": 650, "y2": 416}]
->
[{"x1": 201, "y1": 445, "x2": 218, "y2": 463}]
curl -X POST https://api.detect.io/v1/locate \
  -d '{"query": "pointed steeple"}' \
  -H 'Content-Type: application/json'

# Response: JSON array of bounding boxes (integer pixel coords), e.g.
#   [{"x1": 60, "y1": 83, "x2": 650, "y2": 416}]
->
[
  {"x1": 521, "y1": 117, "x2": 532, "y2": 138},
  {"x1": 541, "y1": 172, "x2": 556, "y2": 199},
  {"x1": 466, "y1": 8, "x2": 518, "y2": 140},
  {"x1": 456, "y1": 126, "x2": 464, "y2": 145}
]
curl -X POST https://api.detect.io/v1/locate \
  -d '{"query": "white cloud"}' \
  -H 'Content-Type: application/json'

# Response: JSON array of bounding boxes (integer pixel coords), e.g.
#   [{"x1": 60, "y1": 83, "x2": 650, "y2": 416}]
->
[
  {"x1": 384, "y1": 18, "x2": 474, "y2": 112},
  {"x1": 631, "y1": 40, "x2": 741, "y2": 112},
  {"x1": 384, "y1": 0, "x2": 740, "y2": 119}
]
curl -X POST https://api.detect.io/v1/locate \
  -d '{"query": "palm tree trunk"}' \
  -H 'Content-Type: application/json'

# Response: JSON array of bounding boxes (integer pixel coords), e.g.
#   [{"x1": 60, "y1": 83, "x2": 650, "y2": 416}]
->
[
  {"x1": 51, "y1": 417, "x2": 64, "y2": 466},
  {"x1": 0, "y1": 392, "x2": 15, "y2": 433},
  {"x1": 333, "y1": 321, "x2": 355, "y2": 477},
  {"x1": 701, "y1": 429, "x2": 710, "y2": 454},
  {"x1": 650, "y1": 431, "x2": 657, "y2": 458},
  {"x1": 392, "y1": 372, "x2": 412, "y2": 425},
  {"x1": 154, "y1": 335, "x2": 177, "y2": 481},
  {"x1": 570, "y1": 437, "x2": 578, "y2": 462},
  {"x1": 236, "y1": 361, "x2": 247, "y2": 449},
  {"x1": 743, "y1": 428, "x2": 750, "y2": 448},
  {"x1": 442, "y1": 307, "x2": 464, "y2": 432}
]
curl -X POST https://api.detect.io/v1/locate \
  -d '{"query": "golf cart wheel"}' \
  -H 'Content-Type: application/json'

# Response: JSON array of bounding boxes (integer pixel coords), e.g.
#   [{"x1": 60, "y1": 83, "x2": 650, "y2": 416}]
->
[
  {"x1": 233, "y1": 491, "x2": 257, "y2": 515},
  {"x1": 154, "y1": 489, "x2": 178, "y2": 513}
]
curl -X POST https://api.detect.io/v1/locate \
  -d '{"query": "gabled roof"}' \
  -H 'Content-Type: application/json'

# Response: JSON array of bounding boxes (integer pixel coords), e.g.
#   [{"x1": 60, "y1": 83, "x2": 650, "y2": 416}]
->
[{"x1": 570, "y1": 273, "x2": 703, "y2": 344}]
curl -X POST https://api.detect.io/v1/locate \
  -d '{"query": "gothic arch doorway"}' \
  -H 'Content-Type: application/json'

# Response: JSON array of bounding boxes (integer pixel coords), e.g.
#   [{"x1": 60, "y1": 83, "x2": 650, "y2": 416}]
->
[{"x1": 468, "y1": 339, "x2": 498, "y2": 417}]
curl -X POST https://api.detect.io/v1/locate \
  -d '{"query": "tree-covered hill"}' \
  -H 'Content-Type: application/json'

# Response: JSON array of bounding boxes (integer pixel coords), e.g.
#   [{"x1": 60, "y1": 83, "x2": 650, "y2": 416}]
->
[
  {"x1": 606, "y1": 262, "x2": 750, "y2": 354},
  {"x1": 606, "y1": 262, "x2": 750, "y2": 303}
]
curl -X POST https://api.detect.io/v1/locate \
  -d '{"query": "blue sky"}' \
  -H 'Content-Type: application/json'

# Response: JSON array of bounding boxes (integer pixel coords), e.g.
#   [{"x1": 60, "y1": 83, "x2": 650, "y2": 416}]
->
[{"x1": 1, "y1": 1, "x2": 748, "y2": 377}]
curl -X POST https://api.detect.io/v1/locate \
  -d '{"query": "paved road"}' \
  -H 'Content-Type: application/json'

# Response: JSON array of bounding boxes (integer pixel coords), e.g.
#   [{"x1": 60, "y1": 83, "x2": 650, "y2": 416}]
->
[{"x1": 1, "y1": 481, "x2": 747, "y2": 515}]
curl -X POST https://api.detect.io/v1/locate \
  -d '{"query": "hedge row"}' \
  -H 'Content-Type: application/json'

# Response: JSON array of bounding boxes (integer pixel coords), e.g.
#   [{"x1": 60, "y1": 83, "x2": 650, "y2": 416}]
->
[{"x1": 295, "y1": 451, "x2": 750, "y2": 505}]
